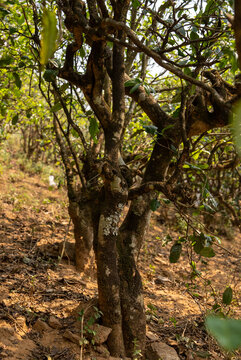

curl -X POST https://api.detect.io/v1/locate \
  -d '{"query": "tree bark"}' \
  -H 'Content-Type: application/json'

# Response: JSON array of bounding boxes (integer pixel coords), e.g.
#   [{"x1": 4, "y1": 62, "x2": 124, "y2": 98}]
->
[
  {"x1": 96, "y1": 165, "x2": 128, "y2": 356},
  {"x1": 68, "y1": 199, "x2": 94, "y2": 272}
]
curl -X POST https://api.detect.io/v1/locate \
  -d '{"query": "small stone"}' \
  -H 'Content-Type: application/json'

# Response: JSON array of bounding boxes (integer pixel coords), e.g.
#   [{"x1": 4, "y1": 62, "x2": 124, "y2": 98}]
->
[
  {"x1": 146, "y1": 331, "x2": 159, "y2": 341},
  {"x1": 48, "y1": 316, "x2": 62, "y2": 329},
  {"x1": 95, "y1": 344, "x2": 110, "y2": 357},
  {"x1": 33, "y1": 319, "x2": 51, "y2": 333},
  {"x1": 58, "y1": 241, "x2": 75, "y2": 260},
  {"x1": 63, "y1": 329, "x2": 81, "y2": 345},
  {"x1": 146, "y1": 341, "x2": 180, "y2": 360},
  {"x1": 154, "y1": 275, "x2": 171, "y2": 285},
  {"x1": 90, "y1": 324, "x2": 112, "y2": 345},
  {"x1": 16, "y1": 316, "x2": 28, "y2": 335}
]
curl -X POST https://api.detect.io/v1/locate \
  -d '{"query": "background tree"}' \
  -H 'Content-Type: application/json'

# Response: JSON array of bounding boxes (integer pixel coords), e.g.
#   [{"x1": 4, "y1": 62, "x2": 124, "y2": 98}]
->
[{"x1": 1, "y1": 0, "x2": 241, "y2": 357}]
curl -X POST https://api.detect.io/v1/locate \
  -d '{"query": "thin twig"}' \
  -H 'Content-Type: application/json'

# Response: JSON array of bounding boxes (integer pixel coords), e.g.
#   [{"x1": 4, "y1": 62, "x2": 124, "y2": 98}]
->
[{"x1": 58, "y1": 217, "x2": 71, "y2": 263}]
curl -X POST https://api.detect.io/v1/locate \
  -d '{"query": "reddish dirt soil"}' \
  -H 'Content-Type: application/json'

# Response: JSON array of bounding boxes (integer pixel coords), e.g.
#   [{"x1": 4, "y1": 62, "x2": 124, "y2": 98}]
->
[{"x1": 0, "y1": 157, "x2": 240, "y2": 360}]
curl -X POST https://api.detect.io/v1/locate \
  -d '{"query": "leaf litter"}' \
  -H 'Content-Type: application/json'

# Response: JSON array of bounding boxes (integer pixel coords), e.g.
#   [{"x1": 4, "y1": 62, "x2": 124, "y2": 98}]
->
[{"x1": 0, "y1": 159, "x2": 240, "y2": 359}]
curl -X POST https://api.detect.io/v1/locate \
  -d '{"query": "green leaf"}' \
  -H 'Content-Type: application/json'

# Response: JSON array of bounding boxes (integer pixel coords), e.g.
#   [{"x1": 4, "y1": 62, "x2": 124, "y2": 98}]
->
[
  {"x1": 79, "y1": 47, "x2": 85, "y2": 58},
  {"x1": 89, "y1": 117, "x2": 99, "y2": 143},
  {"x1": 71, "y1": 128, "x2": 79, "y2": 138},
  {"x1": 206, "y1": 316, "x2": 241, "y2": 351},
  {"x1": 169, "y1": 242, "x2": 182, "y2": 263},
  {"x1": 13, "y1": 72, "x2": 22, "y2": 89},
  {"x1": 124, "y1": 78, "x2": 141, "y2": 87},
  {"x1": 130, "y1": 82, "x2": 141, "y2": 94},
  {"x1": 18, "y1": 61, "x2": 25, "y2": 68},
  {"x1": 83, "y1": 110, "x2": 91, "y2": 117},
  {"x1": 184, "y1": 67, "x2": 192, "y2": 76},
  {"x1": 40, "y1": 8, "x2": 58, "y2": 66},
  {"x1": 132, "y1": 0, "x2": 140, "y2": 9},
  {"x1": 125, "y1": 80, "x2": 137, "y2": 87},
  {"x1": 178, "y1": 26, "x2": 186, "y2": 37},
  {"x1": 204, "y1": 0, "x2": 215, "y2": 14},
  {"x1": 172, "y1": 106, "x2": 181, "y2": 118},
  {"x1": 43, "y1": 69, "x2": 58, "y2": 82},
  {"x1": 171, "y1": 91, "x2": 181, "y2": 104},
  {"x1": 150, "y1": 199, "x2": 161, "y2": 211},
  {"x1": 59, "y1": 83, "x2": 69, "y2": 93},
  {"x1": 193, "y1": 233, "x2": 215, "y2": 257},
  {"x1": 193, "y1": 235, "x2": 205, "y2": 254},
  {"x1": 143, "y1": 125, "x2": 158, "y2": 135},
  {"x1": 161, "y1": 124, "x2": 175, "y2": 135},
  {"x1": 170, "y1": 144, "x2": 178, "y2": 154},
  {"x1": 0, "y1": 7, "x2": 10, "y2": 18},
  {"x1": 199, "y1": 247, "x2": 215, "y2": 258},
  {"x1": 183, "y1": 162, "x2": 203, "y2": 171},
  {"x1": 190, "y1": 31, "x2": 199, "y2": 41},
  {"x1": 26, "y1": 109, "x2": 32, "y2": 118},
  {"x1": 12, "y1": 114, "x2": 19, "y2": 125},
  {"x1": 50, "y1": 102, "x2": 62, "y2": 113},
  {"x1": 222, "y1": 287, "x2": 233, "y2": 305},
  {"x1": 0, "y1": 55, "x2": 13, "y2": 67}
]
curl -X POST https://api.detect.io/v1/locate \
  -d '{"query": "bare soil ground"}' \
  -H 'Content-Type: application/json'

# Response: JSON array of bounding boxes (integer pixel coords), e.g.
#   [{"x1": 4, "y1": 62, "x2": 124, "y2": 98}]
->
[{"x1": 0, "y1": 151, "x2": 240, "y2": 360}]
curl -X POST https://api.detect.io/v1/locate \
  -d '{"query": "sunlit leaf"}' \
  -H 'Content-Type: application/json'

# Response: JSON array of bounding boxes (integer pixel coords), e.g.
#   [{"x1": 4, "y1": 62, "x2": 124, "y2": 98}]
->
[
  {"x1": 50, "y1": 102, "x2": 62, "y2": 113},
  {"x1": 40, "y1": 8, "x2": 58, "y2": 67},
  {"x1": 89, "y1": 117, "x2": 99, "y2": 143},
  {"x1": 199, "y1": 246, "x2": 215, "y2": 258},
  {"x1": 206, "y1": 316, "x2": 241, "y2": 351},
  {"x1": 132, "y1": 0, "x2": 140, "y2": 9}
]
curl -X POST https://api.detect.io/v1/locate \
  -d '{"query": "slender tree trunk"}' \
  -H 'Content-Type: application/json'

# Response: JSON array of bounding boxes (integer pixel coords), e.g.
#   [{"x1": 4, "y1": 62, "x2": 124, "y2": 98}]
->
[
  {"x1": 117, "y1": 135, "x2": 179, "y2": 355},
  {"x1": 118, "y1": 214, "x2": 148, "y2": 356},
  {"x1": 96, "y1": 168, "x2": 128, "y2": 356},
  {"x1": 68, "y1": 199, "x2": 94, "y2": 272}
]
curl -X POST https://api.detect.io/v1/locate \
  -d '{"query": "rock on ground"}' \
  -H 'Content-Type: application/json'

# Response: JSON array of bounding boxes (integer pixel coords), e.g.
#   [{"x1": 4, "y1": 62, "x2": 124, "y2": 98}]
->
[{"x1": 146, "y1": 341, "x2": 180, "y2": 360}]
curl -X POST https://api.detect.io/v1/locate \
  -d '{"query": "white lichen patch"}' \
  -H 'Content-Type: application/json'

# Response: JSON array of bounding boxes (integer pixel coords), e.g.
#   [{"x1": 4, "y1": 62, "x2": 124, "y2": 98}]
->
[
  {"x1": 130, "y1": 234, "x2": 137, "y2": 249},
  {"x1": 132, "y1": 195, "x2": 146, "y2": 216},
  {"x1": 118, "y1": 203, "x2": 124, "y2": 211},
  {"x1": 105, "y1": 266, "x2": 111, "y2": 277},
  {"x1": 98, "y1": 204, "x2": 124, "y2": 238},
  {"x1": 138, "y1": 92, "x2": 146, "y2": 102},
  {"x1": 103, "y1": 213, "x2": 120, "y2": 236},
  {"x1": 112, "y1": 131, "x2": 121, "y2": 141},
  {"x1": 110, "y1": 175, "x2": 122, "y2": 192},
  {"x1": 93, "y1": 96, "x2": 102, "y2": 105},
  {"x1": 136, "y1": 294, "x2": 144, "y2": 307},
  {"x1": 112, "y1": 285, "x2": 118, "y2": 294}
]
